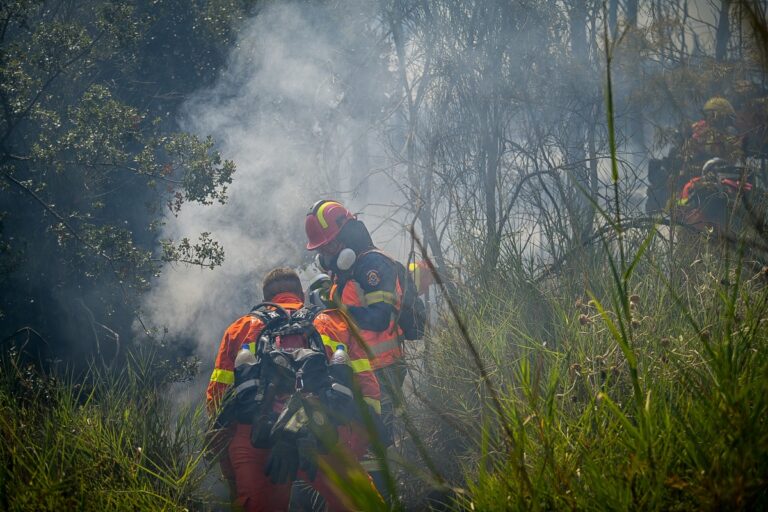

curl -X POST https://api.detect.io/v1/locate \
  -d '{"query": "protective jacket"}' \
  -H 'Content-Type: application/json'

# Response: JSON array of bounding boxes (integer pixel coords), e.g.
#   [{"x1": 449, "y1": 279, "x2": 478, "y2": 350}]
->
[
  {"x1": 207, "y1": 293, "x2": 379, "y2": 413},
  {"x1": 687, "y1": 119, "x2": 743, "y2": 163},
  {"x1": 330, "y1": 250, "x2": 404, "y2": 370},
  {"x1": 206, "y1": 292, "x2": 381, "y2": 512}
]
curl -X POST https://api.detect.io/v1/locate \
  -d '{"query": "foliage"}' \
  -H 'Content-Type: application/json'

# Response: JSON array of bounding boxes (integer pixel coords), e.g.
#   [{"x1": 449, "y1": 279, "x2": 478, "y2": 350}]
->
[
  {"x1": 411, "y1": 234, "x2": 768, "y2": 510},
  {"x1": 0, "y1": 0, "x2": 254, "y2": 360},
  {"x1": 0, "y1": 349, "x2": 214, "y2": 511},
  {"x1": 1, "y1": 0, "x2": 767, "y2": 510},
  {"x1": 394, "y1": 3, "x2": 768, "y2": 508}
]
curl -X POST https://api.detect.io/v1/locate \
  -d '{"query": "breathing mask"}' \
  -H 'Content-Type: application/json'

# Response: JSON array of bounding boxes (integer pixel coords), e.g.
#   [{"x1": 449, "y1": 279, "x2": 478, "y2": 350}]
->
[{"x1": 314, "y1": 248, "x2": 357, "y2": 274}]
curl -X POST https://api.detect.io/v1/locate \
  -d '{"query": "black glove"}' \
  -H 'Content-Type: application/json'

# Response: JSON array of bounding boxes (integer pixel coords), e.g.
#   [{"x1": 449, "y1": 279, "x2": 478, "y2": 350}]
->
[
  {"x1": 296, "y1": 433, "x2": 320, "y2": 482},
  {"x1": 250, "y1": 411, "x2": 278, "y2": 449},
  {"x1": 264, "y1": 439, "x2": 299, "y2": 484}
]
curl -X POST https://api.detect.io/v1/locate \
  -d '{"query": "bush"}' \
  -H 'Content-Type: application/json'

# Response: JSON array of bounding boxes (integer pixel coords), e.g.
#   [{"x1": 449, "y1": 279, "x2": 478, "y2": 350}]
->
[
  {"x1": 411, "y1": 204, "x2": 768, "y2": 511},
  {"x1": 0, "y1": 348, "x2": 213, "y2": 511}
]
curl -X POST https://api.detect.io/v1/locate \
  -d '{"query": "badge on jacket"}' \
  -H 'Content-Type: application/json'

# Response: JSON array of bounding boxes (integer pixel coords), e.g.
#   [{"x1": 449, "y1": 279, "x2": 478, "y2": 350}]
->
[{"x1": 366, "y1": 269, "x2": 381, "y2": 287}]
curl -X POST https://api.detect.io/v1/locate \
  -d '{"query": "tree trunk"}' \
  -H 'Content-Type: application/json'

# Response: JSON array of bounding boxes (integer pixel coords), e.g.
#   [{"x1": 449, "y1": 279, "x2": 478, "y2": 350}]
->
[
  {"x1": 566, "y1": 0, "x2": 593, "y2": 244},
  {"x1": 480, "y1": 100, "x2": 501, "y2": 276},
  {"x1": 608, "y1": 0, "x2": 618, "y2": 38},
  {"x1": 716, "y1": 0, "x2": 732, "y2": 61},
  {"x1": 626, "y1": 0, "x2": 639, "y2": 26}
]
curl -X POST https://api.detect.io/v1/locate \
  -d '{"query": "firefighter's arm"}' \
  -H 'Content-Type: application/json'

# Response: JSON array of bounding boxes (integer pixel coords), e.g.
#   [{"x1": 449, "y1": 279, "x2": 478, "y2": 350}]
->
[
  {"x1": 345, "y1": 253, "x2": 398, "y2": 332},
  {"x1": 205, "y1": 316, "x2": 260, "y2": 416},
  {"x1": 315, "y1": 313, "x2": 381, "y2": 415}
]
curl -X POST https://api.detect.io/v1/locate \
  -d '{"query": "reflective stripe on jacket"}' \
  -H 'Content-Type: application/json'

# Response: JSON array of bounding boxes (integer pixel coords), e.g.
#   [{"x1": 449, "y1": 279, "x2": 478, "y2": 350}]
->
[
  {"x1": 677, "y1": 176, "x2": 702, "y2": 206},
  {"x1": 332, "y1": 251, "x2": 404, "y2": 370},
  {"x1": 206, "y1": 310, "x2": 266, "y2": 415}
]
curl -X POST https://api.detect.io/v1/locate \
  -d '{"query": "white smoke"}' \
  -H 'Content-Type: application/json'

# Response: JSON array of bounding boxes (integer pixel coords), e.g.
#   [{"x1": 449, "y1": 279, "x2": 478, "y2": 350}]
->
[{"x1": 141, "y1": 2, "x2": 407, "y2": 378}]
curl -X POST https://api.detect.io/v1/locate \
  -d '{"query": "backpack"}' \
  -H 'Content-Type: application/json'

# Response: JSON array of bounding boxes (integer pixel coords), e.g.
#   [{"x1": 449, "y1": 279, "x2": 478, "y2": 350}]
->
[
  {"x1": 250, "y1": 302, "x2": 359, "y2": 447},
  {"x1": 249, "y1": 302, "x2": 325, "y2": 356},
  {"x1": 226, "y1": 303, "x2": 330, "y2": 446},
  {"x1": 363, "y1": 250, "x2": 426, "y2": 340}
]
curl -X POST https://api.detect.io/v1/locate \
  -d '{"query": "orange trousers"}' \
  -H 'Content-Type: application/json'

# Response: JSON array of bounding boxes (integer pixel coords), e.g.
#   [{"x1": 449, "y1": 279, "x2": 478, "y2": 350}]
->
[{"x1": 224, "y1": 423, "x2": 375, "y2": 512}]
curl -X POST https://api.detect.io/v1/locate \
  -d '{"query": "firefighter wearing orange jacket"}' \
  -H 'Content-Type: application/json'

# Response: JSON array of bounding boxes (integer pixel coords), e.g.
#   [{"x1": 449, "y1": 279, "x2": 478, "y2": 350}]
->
[
  {"x1": 675, "y1": 157, "x2": 754, "y2": 232},
  {"x1": 206, "y1": 268, "x2": 381, "y2": 512},
  {"x1": 305, "y1": 200, "x2": 408, "y2": 498}
]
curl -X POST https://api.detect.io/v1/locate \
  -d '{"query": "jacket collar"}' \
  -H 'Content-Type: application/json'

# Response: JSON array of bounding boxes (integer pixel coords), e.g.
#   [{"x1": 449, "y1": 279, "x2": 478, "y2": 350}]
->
[{"x1": 270, "y1": 292, "x2": 304, "y2": 309}]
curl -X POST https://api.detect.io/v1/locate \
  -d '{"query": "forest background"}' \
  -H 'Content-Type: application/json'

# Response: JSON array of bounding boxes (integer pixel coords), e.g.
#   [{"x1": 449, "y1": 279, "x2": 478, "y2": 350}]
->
[{"x1": 1, "y1": 0, "x2": 767, "y2": 510}]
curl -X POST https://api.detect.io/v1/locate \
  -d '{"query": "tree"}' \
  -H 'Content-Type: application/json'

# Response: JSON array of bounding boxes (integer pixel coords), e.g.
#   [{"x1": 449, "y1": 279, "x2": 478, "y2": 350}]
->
[{"x1": 0, "y1": 1, "x2": 246, "y2": 363}]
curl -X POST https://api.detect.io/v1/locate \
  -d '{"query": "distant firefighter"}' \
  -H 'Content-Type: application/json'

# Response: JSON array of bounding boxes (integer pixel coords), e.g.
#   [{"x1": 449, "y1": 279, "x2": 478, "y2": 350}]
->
[
  {"x1": 685, "y1": 97, "x2": 743, "y2": 165},
  {"x1": 647, "y1": 96, "x2": 748, "y2": 215},
  {"x1": 675, "y1": 157, "x2": 754, "y2": 232}
]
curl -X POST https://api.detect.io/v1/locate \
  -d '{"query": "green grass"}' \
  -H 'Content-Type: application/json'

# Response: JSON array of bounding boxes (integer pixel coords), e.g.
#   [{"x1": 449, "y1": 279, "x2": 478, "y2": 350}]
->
[
  {"x1": 402, "y1": 20, "x2": 768, "y2": 509},
  {"x1": 414, "y1": 234, "x2": 768, "y2": 510},
  {"x1": 1, "y1": 233, "x2": 765, "y2": 512},
  {"x1": 0, "y1": 348, "x2": 214, "y2": 511},
  {"x1": 399, "y1": 26, "x2": 768, "y2": 508}
]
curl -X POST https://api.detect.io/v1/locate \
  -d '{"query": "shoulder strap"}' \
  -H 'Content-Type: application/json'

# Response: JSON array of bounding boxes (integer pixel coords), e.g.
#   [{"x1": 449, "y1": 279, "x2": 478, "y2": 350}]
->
[
  {"x1": 249, "y1": 302, "x2": 292, "y2": 329},
  {"x1": 289, "y1": 304, "x2": 322, "y2": 323},
  {"x1": 287, "y1": 305, "x2": 325, "y2": 353},
  {"x1": 248, "y1": 302, "x2": 293, "y2": 355},
  {"x1": 358, "y1": 247, "x2": 394, "y2": 262}
]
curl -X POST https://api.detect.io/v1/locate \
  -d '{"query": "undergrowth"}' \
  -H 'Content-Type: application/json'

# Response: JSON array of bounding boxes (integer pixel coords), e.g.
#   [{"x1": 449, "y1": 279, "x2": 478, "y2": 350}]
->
[
  {"x1": 395, "y1": 22, "x2": 768, "y2": 510},
  {"x1": 0, "y1": 348, "x2": 213, "y2": 511},
  {"x1": 415, "y1": 233, "x2": 768, "y2": 510}
]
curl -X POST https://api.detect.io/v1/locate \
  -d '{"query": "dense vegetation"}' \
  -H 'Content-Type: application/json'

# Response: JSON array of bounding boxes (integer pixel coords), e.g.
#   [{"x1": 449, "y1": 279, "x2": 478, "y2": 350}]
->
[
  {"x1": 0, "y1": 0, "x2": 253, "y2": 363},
  {"x1": 2, "y1": 0, "x2": 768, "y2": 510},
  {"x1": 411, "y1": 221, "x2": 768, "y2": 510},
  {"x1": 0, "y1": 348, "x2": 212, "y2": 510}
]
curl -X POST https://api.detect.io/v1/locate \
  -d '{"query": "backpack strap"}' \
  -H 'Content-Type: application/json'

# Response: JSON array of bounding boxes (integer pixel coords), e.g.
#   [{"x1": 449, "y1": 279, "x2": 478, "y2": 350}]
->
[
  {"x1": 286, "y1": 305, "x2": 325, "y2": 353},
  {"x1": 249, "y1": 302, "x2": 291, "y2": 325},
  {"x1": 248, "y1": 302, "x2": 292, "y2": 354},
  {"x1": 358, "y1": 247, "x2": 393, "y2": 263}
]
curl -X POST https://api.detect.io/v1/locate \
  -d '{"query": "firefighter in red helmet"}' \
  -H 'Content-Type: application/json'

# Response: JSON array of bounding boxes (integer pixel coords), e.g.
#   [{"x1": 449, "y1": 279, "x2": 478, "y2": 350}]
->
[
  {"x1": 305, "y1": 199, "x2": 414, "y2": 501},
  {"x1": 305, "y1": 200, "x2": 356, "y2": 251}
]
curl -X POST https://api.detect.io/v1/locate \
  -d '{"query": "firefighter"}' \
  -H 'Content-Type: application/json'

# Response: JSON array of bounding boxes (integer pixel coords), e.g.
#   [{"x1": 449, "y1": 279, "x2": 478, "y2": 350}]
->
[
  {"x1": 305, "y1": 200, "x2": 409, "y2": 500},
  {"x1": 685, "y1": 97, "x2": 743, "y2": 166},
  {"x1": 408, "y1": 260, "x2": 433, "y2": 296},
  {"x1": 676, "y1": 157, "x2": 753, "y2": 232},
  {"x1": 206, "y1": 267, "x2": 381, "y2": 512}
]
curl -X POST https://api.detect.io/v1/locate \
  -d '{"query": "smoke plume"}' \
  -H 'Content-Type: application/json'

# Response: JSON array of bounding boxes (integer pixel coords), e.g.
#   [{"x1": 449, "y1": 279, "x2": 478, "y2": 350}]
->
[{"x1": 141, "y1": 1, "x2": 404, "y2": 386}]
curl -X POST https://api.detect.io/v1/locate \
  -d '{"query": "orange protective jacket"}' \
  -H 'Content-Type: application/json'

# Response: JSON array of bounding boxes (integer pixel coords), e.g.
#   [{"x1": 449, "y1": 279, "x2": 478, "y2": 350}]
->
[
  {"x1": 330, "y1": 250, "x2": 405, "y2": 371},
  {"x1": 206, "y1": 292, "x2": 381, "y2": 415}
]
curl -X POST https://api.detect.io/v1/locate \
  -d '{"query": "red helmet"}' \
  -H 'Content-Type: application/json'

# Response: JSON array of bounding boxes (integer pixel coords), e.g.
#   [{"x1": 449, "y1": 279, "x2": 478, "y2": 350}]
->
[{"x1": 305, "y1": 200, "x2": 355, "y2": 250}]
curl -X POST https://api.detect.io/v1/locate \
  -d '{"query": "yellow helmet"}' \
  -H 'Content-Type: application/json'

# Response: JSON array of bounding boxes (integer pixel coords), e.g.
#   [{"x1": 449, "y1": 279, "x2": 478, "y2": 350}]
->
[{"x1": 703, "y1": 97, "x2": 735, "y2": 116}]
